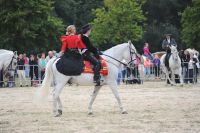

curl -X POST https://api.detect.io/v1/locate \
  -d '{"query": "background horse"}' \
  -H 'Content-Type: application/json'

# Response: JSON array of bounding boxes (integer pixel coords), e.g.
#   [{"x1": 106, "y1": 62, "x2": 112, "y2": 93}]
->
[
  {"x1": 160, "y1": 46, "x2": 183, "y2": 86},
  {"x1": 35, "y1": 41, "x2": 138, "y2": 117},
  {"x1": 0, "y1": 50, "x2": 18, "y2": 87}
]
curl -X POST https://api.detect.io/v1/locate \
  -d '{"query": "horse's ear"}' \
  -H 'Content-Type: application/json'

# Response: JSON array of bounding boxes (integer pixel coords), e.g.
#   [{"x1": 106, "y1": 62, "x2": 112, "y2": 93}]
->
[
  {"x1": 128, "y1": 40, "x2": 132, "y2": 45},
  {"x1": 14, "y1": 51, "x2": 18, "y2": 56}
]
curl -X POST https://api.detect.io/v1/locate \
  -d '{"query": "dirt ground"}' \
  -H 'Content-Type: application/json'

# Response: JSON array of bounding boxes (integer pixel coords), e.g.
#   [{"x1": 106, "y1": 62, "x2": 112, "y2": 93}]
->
[{"x1": 0, "y1": 82, "x2": 200, "y2": 133}]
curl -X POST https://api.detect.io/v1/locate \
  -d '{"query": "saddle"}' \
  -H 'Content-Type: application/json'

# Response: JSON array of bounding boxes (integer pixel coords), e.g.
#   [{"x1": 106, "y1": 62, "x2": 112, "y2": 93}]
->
[{"x1": 56, "y1": 52, "x2": 108, "y2": 76}]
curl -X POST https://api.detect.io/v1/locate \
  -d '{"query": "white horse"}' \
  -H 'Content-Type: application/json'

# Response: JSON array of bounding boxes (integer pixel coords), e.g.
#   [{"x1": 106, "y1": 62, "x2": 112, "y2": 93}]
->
[
  {"x1": 35, "y1": 41, "x2": 137, "y2": 116},
  {"x1": 0, "y1": 49, "x2": 18, "y2": 78},
  {"x1": 160, "y1": 46, "x2": 183, "y2": 86}
]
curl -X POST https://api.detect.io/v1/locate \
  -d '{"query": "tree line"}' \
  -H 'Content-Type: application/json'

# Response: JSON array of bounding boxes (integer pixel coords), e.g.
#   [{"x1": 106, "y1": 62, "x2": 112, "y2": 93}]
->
[{"x1": 0, "y1": 0, "x2": 199, "y2": 54}]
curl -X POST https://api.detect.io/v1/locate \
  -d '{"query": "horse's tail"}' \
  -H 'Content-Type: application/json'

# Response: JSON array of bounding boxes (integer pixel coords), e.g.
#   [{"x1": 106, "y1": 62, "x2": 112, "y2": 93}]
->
[{"x1": 34, "y1": 58, "x2": 56, "y2": 103}]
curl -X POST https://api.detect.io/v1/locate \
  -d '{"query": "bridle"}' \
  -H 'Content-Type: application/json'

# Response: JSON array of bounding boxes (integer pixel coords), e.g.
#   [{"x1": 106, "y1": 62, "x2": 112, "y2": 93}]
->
[
  {"x1": 3, "y1": 55, "x2": 17, "y2": 76},
  {"x1": 127, "y1": 43, "x2": 137, "y2": 65}
]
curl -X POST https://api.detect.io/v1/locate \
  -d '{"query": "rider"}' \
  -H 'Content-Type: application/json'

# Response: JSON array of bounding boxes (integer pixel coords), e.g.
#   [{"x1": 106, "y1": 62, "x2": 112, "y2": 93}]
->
[
  {"x1": 60, "y1": 25, "x2": 79, "y2": 55},
  {"x1": 80, "y1": 24, "x2": 101, "y2": 86},
  {"x1": 162, "y1": 34, "x2": 177, "y2": 68}
]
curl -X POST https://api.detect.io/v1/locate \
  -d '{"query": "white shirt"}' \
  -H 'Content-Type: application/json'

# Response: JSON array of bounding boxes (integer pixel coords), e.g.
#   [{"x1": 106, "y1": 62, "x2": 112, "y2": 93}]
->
[
  {"x1": 167, "y1": 39, "x2": 171, "y2": 44},
  {"x1": 188, "y1": 59, "x2": 194, "y2": 69}
]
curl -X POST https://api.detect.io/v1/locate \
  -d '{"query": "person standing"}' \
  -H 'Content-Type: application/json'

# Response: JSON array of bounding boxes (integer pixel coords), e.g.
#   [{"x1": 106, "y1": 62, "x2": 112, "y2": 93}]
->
[
  {"x1": 17, "y1": 54, "x2": 26, "y2": 87},
  {"x1": 46, "y1": 51, "x2": 55, "y2": 63},
  {"x1": 38, "y1": 52, "x2": 47, "y2": 83},
  {"x1": 23, "y1": 53, "x2": 30, "y2": 78},
  {"x1": 0, "y1": 70, "x2": 3, "y2": 87},
  {"x1": 143, "y1": 42, "x2": 153, "y2": 60},
  {"x1": 29, "y1": 55, "x2": 38, "y2": 85},
  {"x1": 144, "y1": 58, "x2": 151, "y2": 79},
  {"x1": 153, "y1": 54, "x2": 160, "y2": 79}
]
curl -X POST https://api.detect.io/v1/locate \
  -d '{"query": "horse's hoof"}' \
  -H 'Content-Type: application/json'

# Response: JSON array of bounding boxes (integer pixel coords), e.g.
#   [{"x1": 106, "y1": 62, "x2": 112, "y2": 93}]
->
[
  {"x1": 58, "y1": 109, "x2": 62, "y2": 115},
  {"x1": 88, "y1": 112, "x2": 93, "y2": 115},
  {"x1": 53, "y1": 113, "x2": 61, "y2": 117},
  {"x1": 122, "y1": 111, "x2": 128, "y2": 114}
]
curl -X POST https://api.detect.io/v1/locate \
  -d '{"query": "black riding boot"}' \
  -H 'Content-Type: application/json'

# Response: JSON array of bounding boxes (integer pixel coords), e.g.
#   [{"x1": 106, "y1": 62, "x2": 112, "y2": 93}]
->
[
  {"x1": 83, "y1": 52, "x2": 102, "y2": 86},
  {"x1": 93, "y1": 62, "x2": 101, "y2": 86}
]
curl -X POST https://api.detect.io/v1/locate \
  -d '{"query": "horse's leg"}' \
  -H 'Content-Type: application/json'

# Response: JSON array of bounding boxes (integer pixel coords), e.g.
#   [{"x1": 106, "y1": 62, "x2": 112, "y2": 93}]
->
[
  {"x1": 179, "y1": 68, "x2": 184, "y2": 86},
  {"x1": 88, "y1": 85, "x2": 102, "y2": 115},
  {"x1": 171, "y1": 70, "x2": 175, "y2": 85},
  {"x1": 57, "y1": 96, "x2": 63, "y2": 115},
  {"x1": 108, "y1": 82, "x2": 127, "y2": 114},
  {"x1": 164, "y1": 67, "x2": 169, "y2": 85},
  {"x1": 52, "y1": 79, "x2": 67, "y2": 117}
]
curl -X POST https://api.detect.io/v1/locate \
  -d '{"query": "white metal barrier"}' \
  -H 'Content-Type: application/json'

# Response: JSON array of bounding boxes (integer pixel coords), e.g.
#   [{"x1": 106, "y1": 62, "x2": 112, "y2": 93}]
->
[{"x1": 0, "y1": 63, "x2": 199, "y2": 87}]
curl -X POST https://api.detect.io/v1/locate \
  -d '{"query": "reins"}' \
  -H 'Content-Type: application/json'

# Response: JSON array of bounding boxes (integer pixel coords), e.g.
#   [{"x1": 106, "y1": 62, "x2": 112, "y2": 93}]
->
[
  {"x1": 102, "y1": 42, "x2": 137, "y2": 68},
  {"x1": 102, "y1": 53, "x2": 128, "y2": 66}
]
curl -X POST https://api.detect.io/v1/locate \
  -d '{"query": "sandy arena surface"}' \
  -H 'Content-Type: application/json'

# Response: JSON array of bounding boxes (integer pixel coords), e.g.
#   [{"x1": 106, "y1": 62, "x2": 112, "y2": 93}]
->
[{"x1": 0, "y1": 82, "x2": 200, "y2": 133}]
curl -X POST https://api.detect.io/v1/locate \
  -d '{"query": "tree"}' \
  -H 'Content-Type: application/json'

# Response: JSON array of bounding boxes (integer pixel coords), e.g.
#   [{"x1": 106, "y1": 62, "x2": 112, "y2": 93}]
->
[
  {"x1": 181, "y1": 0, "x2": 200, "y2": 50},
  {"x1": 91, "y1": 0, "x2": 146, "y2": 50},
  {"x1": 54, "y1": 0, "x2": 103, "y2": 31},
  {"x1": 142, "y1": 0, "x2": 191, "y2": 52},
  {"x1": 0, "y1": 0, "x2": 63, "y2": 53}
]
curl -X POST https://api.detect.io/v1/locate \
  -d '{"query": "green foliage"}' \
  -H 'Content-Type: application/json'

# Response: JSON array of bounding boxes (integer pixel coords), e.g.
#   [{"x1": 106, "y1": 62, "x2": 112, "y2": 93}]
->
[
  {"x1": 54, "y1": 0, "x2": 103, "y2": 31},
  {"x1": 91, "y1": 0, "x2": 146, "y2": 49},
  {"x1": 0, "y1": 0, "x2": 63, "y2": 53},
  {"x1": 181, "y1": 0, "x2": 200, "y2": 50},
  {"x1": 142, "y1": 0, "x2": 191, "y2": 52}
]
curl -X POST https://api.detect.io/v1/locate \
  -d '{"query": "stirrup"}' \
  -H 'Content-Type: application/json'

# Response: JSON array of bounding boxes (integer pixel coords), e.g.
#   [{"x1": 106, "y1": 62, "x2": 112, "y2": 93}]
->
[{"x1": 93, "y1": 80, "x2": 100, "y2": 86}]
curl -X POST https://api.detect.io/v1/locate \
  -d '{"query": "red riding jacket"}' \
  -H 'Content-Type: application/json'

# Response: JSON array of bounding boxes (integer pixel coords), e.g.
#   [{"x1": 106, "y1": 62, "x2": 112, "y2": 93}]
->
[{"x1": 61, "y1": 34, "x2": 86, "y2": 52}]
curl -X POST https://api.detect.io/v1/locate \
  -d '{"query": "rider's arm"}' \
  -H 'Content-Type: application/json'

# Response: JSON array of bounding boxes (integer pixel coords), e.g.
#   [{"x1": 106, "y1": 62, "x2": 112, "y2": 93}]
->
[
  {"x1": 82, "y1": 35, "x2": 98, "y2": 55},
  {"x1": 162, "y1": 40, "x2": 166, "y2": 49},
  {"x1": 60, "y1": 36, "x2": 68, "y2": 54},
  {"x1": 172, "y1": 39, "x2": 177, "y2": 46}
]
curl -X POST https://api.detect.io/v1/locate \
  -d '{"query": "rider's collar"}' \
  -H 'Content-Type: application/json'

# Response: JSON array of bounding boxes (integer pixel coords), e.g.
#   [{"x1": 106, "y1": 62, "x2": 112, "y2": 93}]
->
[{"x1": 83, "y1": 34, "x2": 88, "y2": 37}]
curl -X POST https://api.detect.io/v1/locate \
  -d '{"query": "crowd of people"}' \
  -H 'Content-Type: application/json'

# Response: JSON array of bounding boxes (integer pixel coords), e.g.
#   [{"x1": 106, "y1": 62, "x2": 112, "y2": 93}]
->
[
  {"x1": 1, "y1": 30, "x2": 200, "y2": 87},
  {"x1": 14, "y1": 51, "x2": 57, "y2": 87},
  {"x1": 118, "y1": 34, "x2": 200, "y2": 85}
]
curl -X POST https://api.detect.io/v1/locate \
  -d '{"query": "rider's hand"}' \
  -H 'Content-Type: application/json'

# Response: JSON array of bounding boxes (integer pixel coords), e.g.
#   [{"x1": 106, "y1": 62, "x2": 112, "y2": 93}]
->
[{"x1": 98, "y1": 51, "x2": 103, "y2": 55}]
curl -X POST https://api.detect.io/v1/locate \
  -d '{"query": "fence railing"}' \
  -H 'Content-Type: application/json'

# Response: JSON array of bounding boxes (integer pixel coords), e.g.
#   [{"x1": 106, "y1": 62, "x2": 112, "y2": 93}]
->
[
  {"x1": 0, "y1": 63, "x2": 199, "y2": 87},
  {"x1": 117, "y1": 63, "x2": 200, "y2": 84}
]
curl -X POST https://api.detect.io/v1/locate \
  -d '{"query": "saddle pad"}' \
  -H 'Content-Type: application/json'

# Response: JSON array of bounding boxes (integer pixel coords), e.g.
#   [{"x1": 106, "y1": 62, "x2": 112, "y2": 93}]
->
[{"x1": 83, "y1": 57, "x2": 108, "y2": 76}]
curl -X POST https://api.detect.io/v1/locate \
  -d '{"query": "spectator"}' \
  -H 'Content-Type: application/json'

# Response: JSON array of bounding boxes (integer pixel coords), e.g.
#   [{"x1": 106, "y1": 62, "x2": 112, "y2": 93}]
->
[
  {"x1": 121, "y1": 59, "x2": 127, "y2": 83},
  {"x1": 183, "y1": 50, "x2": 190, "y2": 83},
  {"x1": 193, "y1": 53, "x2": 199, "y2": 83},
  {"x1": 144, "y1": 58, "x2": 151, "y2": 79},
  {"x1": 17, "y1": 54, "x2": 27, "y2": 87},
  {"x1": 153, "y1": 54, "x2": 160, "y2": 79},
  {"x1": 143, "y1": 42, "x2": 153, "y2": 60},
  {"x1": 29, "y1": 55, "x2": 39, "y2": 85},
  {"x1": 38, "y1": 52, "x2": 47, "y2": 83},
  {"x1": 187, "y1": 54, "x2": 196, "y2": 83},
  {"x1": 53, "y1": 50, "x2": 59, "y2": 58},
  {"x1": 0, "y1": 70, "x2": 3, "y2": 87},
  {"x1": 46, "y1": 51, "x2": 55, "y2": 62},
  {"x1": 23, "y1": 53, "x2": 29, "y2": 78}
]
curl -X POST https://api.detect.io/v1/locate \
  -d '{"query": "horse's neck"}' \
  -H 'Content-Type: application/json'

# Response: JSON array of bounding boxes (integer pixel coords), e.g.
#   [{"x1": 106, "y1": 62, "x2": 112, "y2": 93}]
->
[
  {"x1": 103, "y1": 44, "x2": 128, "y2": 67},
  {"x1": 0, "y1": 53, "x2": 13, "y2": 70}
]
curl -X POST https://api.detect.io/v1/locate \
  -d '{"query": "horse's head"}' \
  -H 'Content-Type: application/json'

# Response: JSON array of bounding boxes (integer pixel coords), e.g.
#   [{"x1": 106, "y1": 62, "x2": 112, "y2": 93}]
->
[
  {"x1": 5, "y1": 51, "x2": 18, "y2": 78},
  {"x1": 123, "y1": 41, "x2": 137, "y2": 65},
  {"x1": 170, "y1": 45, "x2": 179, "y2": 61}
]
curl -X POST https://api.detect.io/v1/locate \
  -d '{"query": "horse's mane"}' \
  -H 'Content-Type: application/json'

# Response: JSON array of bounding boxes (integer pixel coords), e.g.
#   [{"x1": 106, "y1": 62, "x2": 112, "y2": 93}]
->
[
  {"x1": 0, "y1": 49, "x2": 13, "y2": 55},
  {"x1": 104, "y1": 43, "x2": 129, "y2": 55}
]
